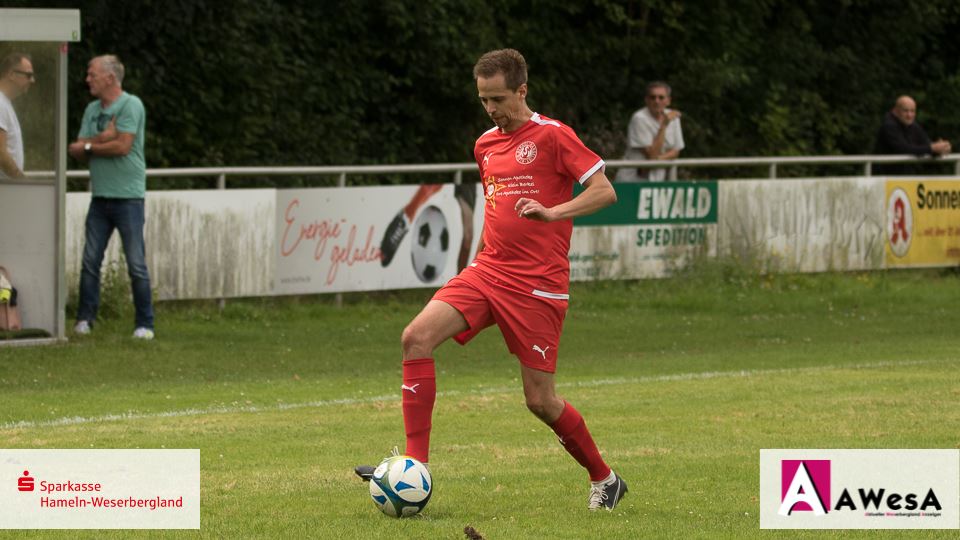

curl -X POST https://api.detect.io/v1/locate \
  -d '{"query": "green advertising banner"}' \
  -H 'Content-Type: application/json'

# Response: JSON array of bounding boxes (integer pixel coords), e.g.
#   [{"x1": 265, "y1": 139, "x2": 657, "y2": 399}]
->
[{"x1": 570, "y1": 181, "x2": 718, "y2": 280}]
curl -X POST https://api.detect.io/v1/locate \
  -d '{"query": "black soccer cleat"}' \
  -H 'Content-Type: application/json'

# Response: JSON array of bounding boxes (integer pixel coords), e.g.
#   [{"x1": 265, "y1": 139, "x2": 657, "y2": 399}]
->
[
  {"x1": 380, "y1": 211, "x2": 410, "y2": 267},
  {"x1": 588, "y1": 473, "x2": 628, "y2": 511},
  {"x1": 354, "y1": 465, "x2": 375, "y2": 481}
]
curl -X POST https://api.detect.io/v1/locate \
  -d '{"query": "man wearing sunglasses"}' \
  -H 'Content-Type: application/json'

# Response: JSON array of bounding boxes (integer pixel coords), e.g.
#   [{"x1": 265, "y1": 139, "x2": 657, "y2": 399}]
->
[
  {"x1": 68, "y1": 55, "x2": 154, "y2": 340},
  {"x1": 0, "y1": 53, "x2": 34, "y2": 180},
  {"x1": 615, "y1": 81, "x2": 684, "y2": 182}
]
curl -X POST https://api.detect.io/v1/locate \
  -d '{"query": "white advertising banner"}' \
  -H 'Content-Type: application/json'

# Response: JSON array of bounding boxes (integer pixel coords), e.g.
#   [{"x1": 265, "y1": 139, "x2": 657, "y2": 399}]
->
[
  {"x1": 760, "y1": 449, "x2": 959, "y2": 529},
  {"x1": 0, "y1": 449, "x2": 200, "y2": 529},
  {"x1": 570, "y1": 182, "x2": 718, "y2": 280},
  {"x1": 275, "y1": 184, "x2": 483, "y2": 294},
  {"x1": 718, "y1": 177, "x2": 885, "y2": 272}
]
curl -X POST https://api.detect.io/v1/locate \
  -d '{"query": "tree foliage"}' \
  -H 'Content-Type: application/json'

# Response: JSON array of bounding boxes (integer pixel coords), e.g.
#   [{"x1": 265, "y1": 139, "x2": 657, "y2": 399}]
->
[{"x1": 5, "y1": 0, "x2": 960, "y2": 182}]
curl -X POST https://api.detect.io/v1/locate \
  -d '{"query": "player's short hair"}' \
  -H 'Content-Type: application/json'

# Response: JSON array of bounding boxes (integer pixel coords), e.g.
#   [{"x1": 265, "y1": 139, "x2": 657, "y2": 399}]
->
[
  {"x1": 0, "y1": 53, "x2": 31, "y2": 78},
  {"x1": 646, "y1": 81, "x2": 672, "y2": 97},
  {"x1": 473, "y1": 49, "x2": 528, "y2": 91},
  {"x1": 92, "y1": 54, "x2": 125, "y2": 84}
]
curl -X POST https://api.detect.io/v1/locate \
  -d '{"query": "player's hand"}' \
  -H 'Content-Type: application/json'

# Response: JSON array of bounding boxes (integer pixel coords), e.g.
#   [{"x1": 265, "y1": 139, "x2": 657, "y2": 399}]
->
[
  {"x1": 665, "y1": 110, "x2": 682, "y2": 123},
  {"x1": 515, "y1": 197, "x2": 555, "y2": 222}
]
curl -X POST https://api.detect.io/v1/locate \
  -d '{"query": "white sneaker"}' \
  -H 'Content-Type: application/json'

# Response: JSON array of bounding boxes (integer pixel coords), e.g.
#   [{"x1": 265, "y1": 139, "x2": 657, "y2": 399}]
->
[
  {"x1": 132, "y1": 327, "x2": 155, "y2": 340},
  {"x1": 74, "y1": 320, "x2": 92, "y2": 335}
]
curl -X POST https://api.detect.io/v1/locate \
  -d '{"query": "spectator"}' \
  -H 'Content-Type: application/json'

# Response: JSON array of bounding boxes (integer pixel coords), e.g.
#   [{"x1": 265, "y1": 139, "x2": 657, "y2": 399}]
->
[
  {"x1": 615, "y1": 81, "x2": 684, "y2": 182},
  {"x1": 68, "y1": 55, "x2": 154, "y2": 340},
  {"x1": 0, "y1": 53, "x2": 34, "y2": 179},
  {"x1": 874, "y1": 95, "x2": 951, "y2": 175}
]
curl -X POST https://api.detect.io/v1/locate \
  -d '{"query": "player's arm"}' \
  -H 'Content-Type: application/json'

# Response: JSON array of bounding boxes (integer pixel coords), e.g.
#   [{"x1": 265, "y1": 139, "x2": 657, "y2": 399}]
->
[
  {"x1": 0, "y1": 130, "x2": 24, "y2": 178},
  {"x1": 515, "y1": 170, "x2": 616, "y2": 222}
]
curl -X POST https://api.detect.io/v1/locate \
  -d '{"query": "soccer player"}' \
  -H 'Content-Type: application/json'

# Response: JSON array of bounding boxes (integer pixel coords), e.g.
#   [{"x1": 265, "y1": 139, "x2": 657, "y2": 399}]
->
[{"x1": 356, "y1": 48, "x2": 627, "y2": 511}]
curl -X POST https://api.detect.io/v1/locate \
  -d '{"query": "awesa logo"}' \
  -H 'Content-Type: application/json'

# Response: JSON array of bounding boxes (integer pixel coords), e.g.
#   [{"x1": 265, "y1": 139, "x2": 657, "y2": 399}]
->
[
  {"x1": 779, "y1": 460, "x2": 830, "y2": 515},
  {"x1": 779, "y1": 459, "x2": 944, "y2": 516}
]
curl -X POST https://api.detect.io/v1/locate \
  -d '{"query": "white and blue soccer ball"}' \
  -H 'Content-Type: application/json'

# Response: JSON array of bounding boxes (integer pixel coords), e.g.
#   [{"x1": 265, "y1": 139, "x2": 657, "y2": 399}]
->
[
  {"x1": 368, "y1": 454, "x2": 432, "y2": 518},
  {"x1": 410, "y1": 205, "x2": 449, "y2": 283}
]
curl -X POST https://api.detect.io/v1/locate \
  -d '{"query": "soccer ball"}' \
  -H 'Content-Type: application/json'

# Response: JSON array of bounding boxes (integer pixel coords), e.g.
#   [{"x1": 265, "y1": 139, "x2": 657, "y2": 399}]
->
[
  {"x1": 368, "y1": 454, "x2": 432, "y2": 518},
  {"x1": 410, "y1": 205, "x2": 449, "y2": 283}
]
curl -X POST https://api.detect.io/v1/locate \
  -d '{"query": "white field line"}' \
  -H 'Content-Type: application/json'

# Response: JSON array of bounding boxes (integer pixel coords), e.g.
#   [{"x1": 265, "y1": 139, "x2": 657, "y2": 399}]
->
[{"x1": 0, "y1": 359, "x2": 947, "y2": 431}]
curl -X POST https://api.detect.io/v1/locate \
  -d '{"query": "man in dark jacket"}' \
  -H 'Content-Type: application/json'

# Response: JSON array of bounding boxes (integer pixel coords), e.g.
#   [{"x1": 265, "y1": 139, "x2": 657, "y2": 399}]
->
[{"x1": 874, "y1": 95, "x2": 951, "y2": 174}]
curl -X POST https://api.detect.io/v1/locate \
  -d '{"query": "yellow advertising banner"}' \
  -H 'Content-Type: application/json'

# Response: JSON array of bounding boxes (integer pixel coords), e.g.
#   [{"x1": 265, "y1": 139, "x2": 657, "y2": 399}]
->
[{"x1": 885, "y1": 179, "x2": 960, "y2": 267}]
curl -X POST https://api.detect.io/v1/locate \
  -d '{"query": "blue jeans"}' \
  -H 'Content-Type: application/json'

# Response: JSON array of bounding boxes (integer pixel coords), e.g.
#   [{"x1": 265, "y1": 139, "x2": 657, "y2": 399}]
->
[{"x1": 77, "y1": 198, "x2": 154, "y2": 329}]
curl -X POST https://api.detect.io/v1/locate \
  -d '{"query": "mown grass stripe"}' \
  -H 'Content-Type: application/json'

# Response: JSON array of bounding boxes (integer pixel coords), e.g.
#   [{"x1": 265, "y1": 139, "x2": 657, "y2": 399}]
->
[{"x1": 1, "y1": 358, "x2": 944, "y2": 431}]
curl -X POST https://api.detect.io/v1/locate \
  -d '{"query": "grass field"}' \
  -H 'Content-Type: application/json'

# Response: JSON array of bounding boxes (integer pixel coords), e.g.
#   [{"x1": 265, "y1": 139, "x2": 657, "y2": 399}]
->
[{"x1": 1, "y1": 266, "x2": 959, "y2": 538}]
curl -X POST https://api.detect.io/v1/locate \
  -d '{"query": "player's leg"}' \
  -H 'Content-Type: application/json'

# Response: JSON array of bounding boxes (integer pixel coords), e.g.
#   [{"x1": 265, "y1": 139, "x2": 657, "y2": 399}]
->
[
  {"x1": 399, "y1": 300, "x2": 469, "y2": 462},
  {"x1": 520, "y1": 365, "x2": 628, "y2": 511},
  {"x1": 520, "y1": 365, "x2": 608, "y2": 478},
  {"x1": 355, "y1": 299, "x2": 473, "y2": 480}
]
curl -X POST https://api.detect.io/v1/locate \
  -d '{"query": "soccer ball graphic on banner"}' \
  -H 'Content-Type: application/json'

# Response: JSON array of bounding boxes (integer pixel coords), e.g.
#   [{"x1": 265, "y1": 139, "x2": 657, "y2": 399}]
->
[
  {"x1": 368, "y1": 454, "x2": 432, "y2": 518},
  {"x1": 410, "y1": 205, "x2": 449, "y2": 282}
]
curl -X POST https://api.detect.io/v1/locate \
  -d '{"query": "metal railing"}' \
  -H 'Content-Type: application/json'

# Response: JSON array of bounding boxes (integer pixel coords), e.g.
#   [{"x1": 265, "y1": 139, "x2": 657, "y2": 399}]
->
[{"x1": 12, "y1": 152, "x2": 960, "y2": 187}]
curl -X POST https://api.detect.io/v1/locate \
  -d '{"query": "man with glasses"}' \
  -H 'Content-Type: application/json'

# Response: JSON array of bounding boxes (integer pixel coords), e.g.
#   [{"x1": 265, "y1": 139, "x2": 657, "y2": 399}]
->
[
  {"x1": 68, "y1": 55, "x2": 154, "y2": 340},
  {"x1": 0, "y1": 53, "x2": 34, "y2": 179},
  {"x1": 615, "y1": 81, "x2": 684, "y2": 182}
]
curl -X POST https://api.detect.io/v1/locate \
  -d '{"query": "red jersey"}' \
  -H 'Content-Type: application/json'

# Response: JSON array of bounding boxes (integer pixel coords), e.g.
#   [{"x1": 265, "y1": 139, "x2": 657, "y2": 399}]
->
[{"x1": 472, "y1": 112, "x2": 605, "y2": 298}]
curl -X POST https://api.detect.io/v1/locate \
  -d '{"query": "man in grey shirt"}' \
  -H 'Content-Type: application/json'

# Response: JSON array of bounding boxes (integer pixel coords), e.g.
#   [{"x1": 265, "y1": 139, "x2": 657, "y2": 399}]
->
[
  {"x1": 0, "y1": 53, "x2": 35, "y2": 179},
  {"x1": 616, "y1": 81, "x2": 684, "y2": 182}
]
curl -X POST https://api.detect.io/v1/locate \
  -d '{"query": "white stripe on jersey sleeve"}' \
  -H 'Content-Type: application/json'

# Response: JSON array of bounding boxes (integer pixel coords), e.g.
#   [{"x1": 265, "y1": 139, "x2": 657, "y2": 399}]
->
[{"x1": 578, "y1": 159, "x2": 606, "y2": 184}]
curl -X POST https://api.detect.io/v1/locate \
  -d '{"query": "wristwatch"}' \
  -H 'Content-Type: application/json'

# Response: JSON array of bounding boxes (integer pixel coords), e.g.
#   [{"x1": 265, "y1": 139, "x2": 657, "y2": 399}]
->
[{"x1": 83, "y1": 142, "x2": 92, "y2": 155}]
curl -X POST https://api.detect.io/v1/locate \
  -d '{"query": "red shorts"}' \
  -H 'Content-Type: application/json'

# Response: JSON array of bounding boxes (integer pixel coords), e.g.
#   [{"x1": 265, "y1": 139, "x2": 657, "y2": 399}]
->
[{"x1": 432, "y1": 265, "x2": 568, "y2": 373}]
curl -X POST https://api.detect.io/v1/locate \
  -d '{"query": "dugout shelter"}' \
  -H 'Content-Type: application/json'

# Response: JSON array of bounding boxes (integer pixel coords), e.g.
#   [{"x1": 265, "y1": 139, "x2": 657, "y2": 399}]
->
[{"x1": 0, "y1": 9, "x2": 80, "y2": 345}]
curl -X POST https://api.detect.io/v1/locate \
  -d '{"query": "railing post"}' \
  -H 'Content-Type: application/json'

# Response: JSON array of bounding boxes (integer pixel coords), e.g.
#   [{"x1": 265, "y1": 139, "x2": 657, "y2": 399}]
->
[
  {"x1": 865, "y1": 162, "x2": 872, "y2": 176},
  {"x1": 217, "y1": 172, "x2": 227, "y2": 311},
  {"x1": 454, "y1": 170, "x2": 462, "y2": 185},
  {"x1": 336, "y1": 170, "x2": 347, "y2": 308},
  {"x1": 769, "y1": 163, "x2": 777, "y2": 178},
  {"x1": 955, "y1": 158, "x2": 960, "y2": 177},
  {"x1": 668, "y1": 165, "x2": 678, "y2": 181}
]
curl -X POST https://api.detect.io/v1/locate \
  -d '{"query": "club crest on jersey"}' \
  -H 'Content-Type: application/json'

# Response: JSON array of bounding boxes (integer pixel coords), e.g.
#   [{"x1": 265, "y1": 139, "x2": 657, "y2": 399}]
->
[
  {"x1": 483, "y1": 175, "x2": 507, "y2": 208},
  {"x1": 515, "y1": 141, "x2": 537, "y2": 164}
]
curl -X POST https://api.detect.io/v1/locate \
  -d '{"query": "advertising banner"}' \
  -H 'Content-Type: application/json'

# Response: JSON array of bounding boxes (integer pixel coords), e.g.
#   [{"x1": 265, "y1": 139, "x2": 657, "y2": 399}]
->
[
  {"x1": 275, "y1": 184, "x2": 483, "y2": 294},
  {"x1": 760, "y1": 449, "x2": 959, "y2": 529},
  {"x1": 885, "y1": 179, "x2": 960, "y2": 267},
  {"x1": 0, "y1": 449, "x2": 200, "y2": 529},
  {"x1": 570, "y1": 182, "x2": 718, "y2": 280},
  {"x1": 718, "y1": 178, "x2": 885, "y2": 273}
]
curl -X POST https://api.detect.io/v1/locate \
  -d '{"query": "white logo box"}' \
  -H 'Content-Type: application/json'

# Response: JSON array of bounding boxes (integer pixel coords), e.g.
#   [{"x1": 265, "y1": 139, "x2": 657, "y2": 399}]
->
[
  {"x1": 760, "y1": 449, "x2": 959, "y2": 529},
  {"x1": 1, "y1": 449, "x2": 199, "y2": 529}
]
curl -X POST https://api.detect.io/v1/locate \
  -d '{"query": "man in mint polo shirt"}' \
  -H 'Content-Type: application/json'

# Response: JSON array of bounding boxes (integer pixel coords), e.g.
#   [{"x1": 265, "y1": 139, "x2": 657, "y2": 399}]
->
[{"x1": 68, "y1": 55, "x2": 154, "y2": 339}]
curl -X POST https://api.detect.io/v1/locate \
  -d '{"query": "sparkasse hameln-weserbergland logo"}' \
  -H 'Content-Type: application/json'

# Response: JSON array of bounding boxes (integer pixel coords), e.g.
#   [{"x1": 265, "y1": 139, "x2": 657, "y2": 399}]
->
[
  {"x1": 780, "y1": 459, "x2": 942, "y2": 517},
  {"x1": 18, "y1": 470, "x2": 35, "y2": 492}
]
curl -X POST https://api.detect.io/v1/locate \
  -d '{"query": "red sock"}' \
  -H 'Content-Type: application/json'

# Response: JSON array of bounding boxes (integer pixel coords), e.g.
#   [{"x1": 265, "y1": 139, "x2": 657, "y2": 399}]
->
[
  {"x1": 550, "y1": 401, "x2": 611, "y2": 482},
  {"x1": 402, "y1": 358, "x2": 436, "y2": 463}
]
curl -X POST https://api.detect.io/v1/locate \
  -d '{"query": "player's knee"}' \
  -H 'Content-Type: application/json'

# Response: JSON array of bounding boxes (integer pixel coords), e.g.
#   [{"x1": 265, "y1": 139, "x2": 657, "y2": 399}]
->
[
  {"x1": 401, "y1": 324, "x2": 432, "y2": 358},
  {"x1": 525, "y1": 395, "x2": 551, "y2": 420}
]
